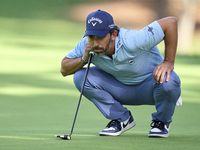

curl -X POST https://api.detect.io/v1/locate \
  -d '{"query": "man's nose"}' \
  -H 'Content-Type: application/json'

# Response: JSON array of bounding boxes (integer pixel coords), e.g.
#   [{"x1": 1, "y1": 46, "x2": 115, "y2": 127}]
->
[{"x1": 93, "y1": 40, "x2": 100, "y2": 47}]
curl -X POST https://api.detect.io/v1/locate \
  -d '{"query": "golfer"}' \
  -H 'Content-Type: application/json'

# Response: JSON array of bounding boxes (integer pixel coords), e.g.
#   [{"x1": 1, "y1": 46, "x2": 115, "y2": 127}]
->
[{"x1": 60, "y1": 10, "x2": 181, "y2": 138}]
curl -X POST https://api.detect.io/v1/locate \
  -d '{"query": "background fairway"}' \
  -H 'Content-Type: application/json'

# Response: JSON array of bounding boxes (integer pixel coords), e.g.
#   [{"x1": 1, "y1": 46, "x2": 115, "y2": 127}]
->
[{"x1": 0, "y1": 1, "x2": 200, "y2": 150}]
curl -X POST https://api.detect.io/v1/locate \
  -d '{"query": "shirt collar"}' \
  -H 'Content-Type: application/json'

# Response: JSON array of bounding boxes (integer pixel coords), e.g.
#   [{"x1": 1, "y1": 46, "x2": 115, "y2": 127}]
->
[
  {"x1": 112, "y1": 34, "x2": 123, "y2": 59},
  {"x1": 115, "y1": 35, "x2": 123, "y2": 52}
]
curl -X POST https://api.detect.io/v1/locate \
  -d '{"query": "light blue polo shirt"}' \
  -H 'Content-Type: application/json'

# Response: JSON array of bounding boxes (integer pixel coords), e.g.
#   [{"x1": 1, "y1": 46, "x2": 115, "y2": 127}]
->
[{"x1": 67, "y1": 21, "x2": 165, "y2": 85}]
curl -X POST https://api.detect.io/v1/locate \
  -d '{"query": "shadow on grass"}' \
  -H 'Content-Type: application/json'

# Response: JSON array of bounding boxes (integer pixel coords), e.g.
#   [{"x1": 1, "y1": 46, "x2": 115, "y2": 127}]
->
[{"x1": 0, "y1": 73, "x2": 73, "y2": 90}]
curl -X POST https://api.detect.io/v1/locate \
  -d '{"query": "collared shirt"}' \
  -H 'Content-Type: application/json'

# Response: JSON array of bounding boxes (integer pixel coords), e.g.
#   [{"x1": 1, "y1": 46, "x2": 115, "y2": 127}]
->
[{"x1": 67, "y1": 21, "x2": 165, "y2": 85}]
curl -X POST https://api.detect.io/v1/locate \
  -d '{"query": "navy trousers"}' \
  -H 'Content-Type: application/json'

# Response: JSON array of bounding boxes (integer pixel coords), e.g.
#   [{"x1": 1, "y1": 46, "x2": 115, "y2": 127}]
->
[{"x1": 73, "y1": 67, "x2": 181, "y2": 125}]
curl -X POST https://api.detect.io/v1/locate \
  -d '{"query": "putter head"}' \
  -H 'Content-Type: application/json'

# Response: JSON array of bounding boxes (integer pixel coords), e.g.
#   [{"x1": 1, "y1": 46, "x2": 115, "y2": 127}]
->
[{"x1": 55, "y1": 135, "x2": 71, "y2": 140}]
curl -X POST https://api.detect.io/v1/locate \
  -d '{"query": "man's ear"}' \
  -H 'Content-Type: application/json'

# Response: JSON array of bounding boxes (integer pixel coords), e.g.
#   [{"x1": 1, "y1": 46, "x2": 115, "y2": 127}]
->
[{"x1": 111, "y1": 30, "x2": 118, "y2": 40}]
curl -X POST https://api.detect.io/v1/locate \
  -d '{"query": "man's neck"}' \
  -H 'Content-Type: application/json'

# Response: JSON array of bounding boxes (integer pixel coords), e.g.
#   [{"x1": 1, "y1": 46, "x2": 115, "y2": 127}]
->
[{"x1": 105, "y1": 40, "x2": 115, "y2": 59}]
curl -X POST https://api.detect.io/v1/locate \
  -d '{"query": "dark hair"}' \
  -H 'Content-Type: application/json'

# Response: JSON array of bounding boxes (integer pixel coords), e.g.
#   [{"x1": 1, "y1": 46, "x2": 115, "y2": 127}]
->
[{"x1": 109, "y1": 25, "x2": 120, "y2": 36}]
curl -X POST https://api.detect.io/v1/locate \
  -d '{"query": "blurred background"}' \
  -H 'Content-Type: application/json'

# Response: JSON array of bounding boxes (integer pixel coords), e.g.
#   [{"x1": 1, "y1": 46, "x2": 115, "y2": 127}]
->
[
  {"x1": 1, "y1": 0, "x2": 200, "y2": 55},
  {"x1": 0, "y1": 0, "x2": 200, "y2": 55}
]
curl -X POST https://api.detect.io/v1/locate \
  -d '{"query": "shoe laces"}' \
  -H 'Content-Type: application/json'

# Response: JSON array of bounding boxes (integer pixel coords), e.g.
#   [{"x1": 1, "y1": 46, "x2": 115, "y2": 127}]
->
[
  {"x1": 150, "y1": 121, "x2": 164, "y2": 130},
  {"x1": 106, "y1": 120, "x2": 119, "y2": 128}
]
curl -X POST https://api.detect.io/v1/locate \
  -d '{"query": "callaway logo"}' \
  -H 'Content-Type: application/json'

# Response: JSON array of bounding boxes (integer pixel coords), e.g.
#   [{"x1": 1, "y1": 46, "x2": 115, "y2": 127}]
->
[
  {"x1": 91, "y1": 22, "x2": 97, "y2": 26},
  {"x1": 88, "y1": 17, "x2": 103, "y2": 26}
]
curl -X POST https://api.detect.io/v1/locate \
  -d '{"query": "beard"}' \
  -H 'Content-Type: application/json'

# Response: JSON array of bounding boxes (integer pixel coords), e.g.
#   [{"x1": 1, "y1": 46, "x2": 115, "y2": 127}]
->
[{"x1": 91, "y1": 37, "x2": 112, "y2": 55}]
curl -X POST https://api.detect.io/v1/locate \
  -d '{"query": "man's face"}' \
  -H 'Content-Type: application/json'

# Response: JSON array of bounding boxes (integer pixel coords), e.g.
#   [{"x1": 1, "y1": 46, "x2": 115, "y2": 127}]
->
[{"x1": 87, "y1": 33, "x2": 112, "y2": 55}]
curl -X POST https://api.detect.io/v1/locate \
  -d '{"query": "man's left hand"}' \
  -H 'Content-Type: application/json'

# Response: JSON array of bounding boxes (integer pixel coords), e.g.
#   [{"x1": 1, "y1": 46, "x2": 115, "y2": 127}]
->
[{"x1": 153, "y1": 61, "x2": 174, "y2": 83}]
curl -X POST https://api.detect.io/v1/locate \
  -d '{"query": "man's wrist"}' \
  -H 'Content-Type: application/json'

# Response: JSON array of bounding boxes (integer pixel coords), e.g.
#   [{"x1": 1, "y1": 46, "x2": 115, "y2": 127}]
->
[{"x1": 81, "y1": 56, "x2": 88, "y2": 64}]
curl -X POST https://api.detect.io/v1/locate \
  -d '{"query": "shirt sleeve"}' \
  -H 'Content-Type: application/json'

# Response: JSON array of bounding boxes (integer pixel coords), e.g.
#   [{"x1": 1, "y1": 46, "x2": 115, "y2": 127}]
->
[
  {"x1": 66, "y1": 37, "x2": 88, "y2": 58},
  {"x1": 125, "y1": 21, "x2": 165, "y2": 51}
]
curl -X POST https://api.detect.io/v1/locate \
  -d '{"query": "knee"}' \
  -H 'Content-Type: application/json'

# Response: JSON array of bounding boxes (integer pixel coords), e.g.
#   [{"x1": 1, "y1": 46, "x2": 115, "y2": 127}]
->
[
  {"x1": 162, "y1": 72, "x2": 180, "y2": 92},
  {"x1": 73, "y1": 69, "x2": 86, "y2": 91},
  {"x1": 160, "y1": 72, "x2": 181, "y2": 99}
]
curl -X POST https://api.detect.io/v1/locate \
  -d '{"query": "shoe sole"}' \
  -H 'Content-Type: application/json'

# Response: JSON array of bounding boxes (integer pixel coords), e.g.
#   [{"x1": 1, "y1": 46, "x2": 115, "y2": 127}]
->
[
  {"x1": 99, "y1": 120, "x2": 136, "y2": 136},
  {"x1": 148, "y1": 133, "x2": 169, "y2": 138}
]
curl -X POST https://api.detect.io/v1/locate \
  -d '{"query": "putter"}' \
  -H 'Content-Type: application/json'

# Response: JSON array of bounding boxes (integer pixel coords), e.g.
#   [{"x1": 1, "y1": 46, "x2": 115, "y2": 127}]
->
[{"x1": 55, "y1": 51, "x2": 94, "y2": 140}]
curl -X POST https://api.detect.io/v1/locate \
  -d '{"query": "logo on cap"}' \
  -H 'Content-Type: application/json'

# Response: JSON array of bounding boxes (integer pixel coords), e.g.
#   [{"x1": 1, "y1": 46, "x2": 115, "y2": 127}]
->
[
  {"x1": 84, "y1": 10, "x2": 114, "y2": 37},
  {"x1": 109, "y1": 24, "x2": 114, "y2": 29},
  {"x1": 88, "y1": 17, "x2": 103, "y2": 26}
]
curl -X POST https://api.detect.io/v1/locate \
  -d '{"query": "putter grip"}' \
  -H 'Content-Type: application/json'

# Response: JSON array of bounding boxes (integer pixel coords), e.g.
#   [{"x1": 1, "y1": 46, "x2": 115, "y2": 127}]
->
[{"x1": 89, "y1": 51, "x2": 95, "y2": 55}]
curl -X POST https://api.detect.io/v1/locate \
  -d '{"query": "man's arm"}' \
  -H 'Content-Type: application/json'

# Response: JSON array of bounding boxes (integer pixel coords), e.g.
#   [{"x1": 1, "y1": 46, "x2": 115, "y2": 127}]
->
[
  {"x1": 60, "y1": 56, "x2": 85, "y2": 76},
  {"x1": 153, "y1": 17, "x2": 178, "y2": 83},
  {"x1": 60, "y1": 42, "x2": 92, "y2": 76}
]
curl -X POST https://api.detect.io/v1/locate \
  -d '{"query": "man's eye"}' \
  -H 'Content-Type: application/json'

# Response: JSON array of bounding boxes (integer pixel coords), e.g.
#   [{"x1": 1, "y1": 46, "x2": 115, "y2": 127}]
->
[
  {"x1": 88, "y1": 36, "x2": 103, "y2": 41},
  {"x1": 88, "y1": 35, "x2": 94, "y2": 39}
]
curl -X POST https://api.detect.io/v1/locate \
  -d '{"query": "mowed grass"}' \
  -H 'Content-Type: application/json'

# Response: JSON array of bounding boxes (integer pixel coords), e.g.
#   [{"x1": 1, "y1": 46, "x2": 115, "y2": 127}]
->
[{"x1": 0, "y1": 17, "x2": 200, "y2": 150}]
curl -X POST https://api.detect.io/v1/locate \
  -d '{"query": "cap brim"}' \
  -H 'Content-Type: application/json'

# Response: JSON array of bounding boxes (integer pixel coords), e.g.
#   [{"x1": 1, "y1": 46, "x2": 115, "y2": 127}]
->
[{"x1": 84, "y1": 30, "x2": 110, "y2": 38}]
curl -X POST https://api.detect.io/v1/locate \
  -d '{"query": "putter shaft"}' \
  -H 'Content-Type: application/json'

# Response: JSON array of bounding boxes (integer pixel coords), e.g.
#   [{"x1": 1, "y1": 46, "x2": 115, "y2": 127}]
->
[
  {"x1": 55, "y1": 52, "x2": 94, "y2": 140},
  {"x1": 69, "y1": 52, "x2": 94, "y2": 137}
]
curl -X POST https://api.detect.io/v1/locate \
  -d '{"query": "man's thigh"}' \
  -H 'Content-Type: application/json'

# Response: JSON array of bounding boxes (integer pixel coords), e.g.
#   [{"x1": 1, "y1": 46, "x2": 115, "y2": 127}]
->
[{"x1": 83, "y1": 67, "x2": 155, "y2": 105}]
